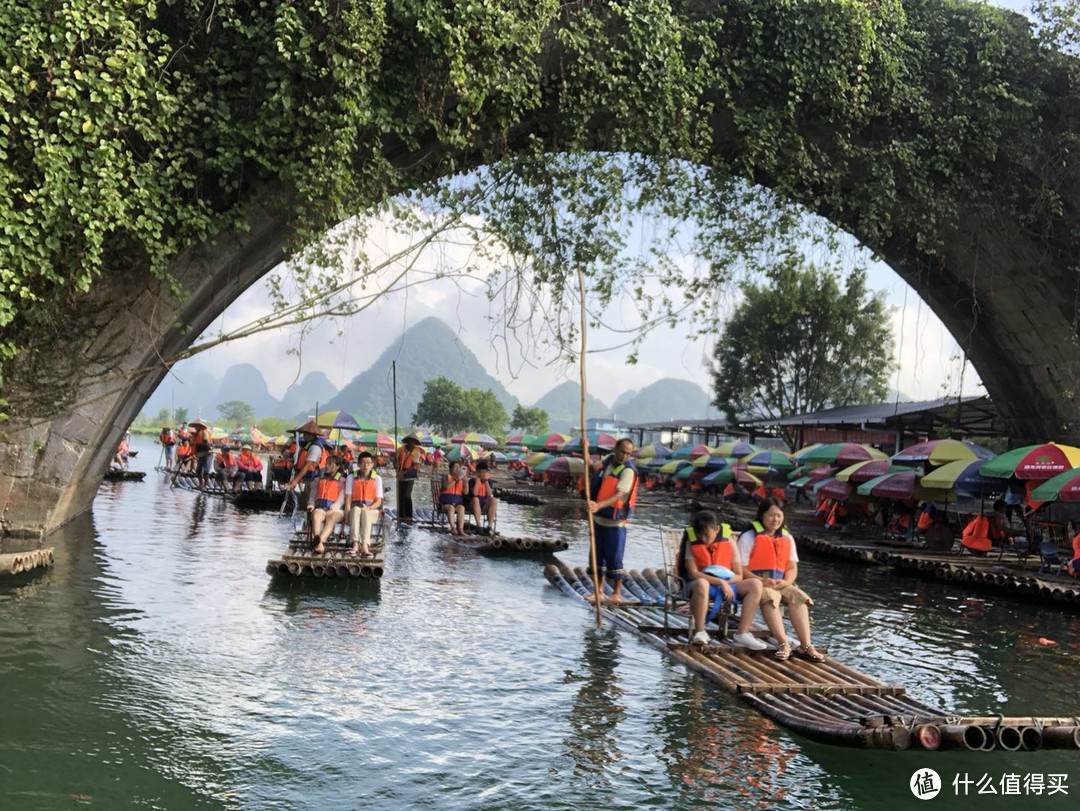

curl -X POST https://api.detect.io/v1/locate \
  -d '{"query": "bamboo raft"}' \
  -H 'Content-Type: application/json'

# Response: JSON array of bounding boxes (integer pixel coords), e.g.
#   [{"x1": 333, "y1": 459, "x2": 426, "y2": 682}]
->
[
  {"x1": 797, "y1": 534, "x2": 1080, "y2": 609},
  {"x1": 544, "y1": 563, "x2": 1080, "y2": 752},
  {"x1": 491, "y1": 486, "x2": 548, "y2": 506},
  {"x1": 406, "y1": 508, "x2": 569, "y2": 553},
  {"x1": 102, "y1": 470, "x2": 146, "y2": 482},
  {"x1": 0, "y1": 548, "x2": 54, "y2": 577},
  {"x1": 266, "y1": 516, "x2": 392, "y2": 579},
  {"x1": 231, "y1": 489, "x2": 288, "y2": 509}
]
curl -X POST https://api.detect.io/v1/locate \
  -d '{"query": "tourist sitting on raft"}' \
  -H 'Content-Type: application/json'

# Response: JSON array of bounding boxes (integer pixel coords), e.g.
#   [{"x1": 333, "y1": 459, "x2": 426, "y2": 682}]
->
[
  {"x1": 438, "y1": 460, "x2": 467, "y2": 536},
  {"x1": 467, "y1": 461, "x2": 497, "y2": 535},
  {"x1": 679, "y1": 510, "x2": 768, "y2": 650},
  {"x1": 736, "y1": 497, "x2": 825, "y2": 662},
  {"x1": 112, "y1": 433, "x2": 131, "y2": 471},
  {"x1": 235, "y1": 444, "x2": 263, "y2": 491},
  {"x1": 344, "y1": 452, "x2": 383, "y2": 558},
  {"x1": 215, "y1": 445, "x2": 240, "y2": 491},
  {"x1": 308, "y1": 454, "x2": 346, "y2": 554}
]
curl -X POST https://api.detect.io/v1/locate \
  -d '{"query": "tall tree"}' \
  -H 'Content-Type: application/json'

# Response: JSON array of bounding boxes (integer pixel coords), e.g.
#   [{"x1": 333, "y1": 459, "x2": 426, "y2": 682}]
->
[
  {"x1": 510, "y1": 404, "x2": 549, "y2": 435},
  {"x1": 217, "y1": 400, "x2": 255, "y2": 428},
  {"x1": 413, "y1": 377, "x2": 508, "y2": 435},
  {"x1": 463, "y1": 389, "x2": 509, "y2": 437},
  {"x1": 711, "y1": 261, "x2": 893, "y2": 449}
]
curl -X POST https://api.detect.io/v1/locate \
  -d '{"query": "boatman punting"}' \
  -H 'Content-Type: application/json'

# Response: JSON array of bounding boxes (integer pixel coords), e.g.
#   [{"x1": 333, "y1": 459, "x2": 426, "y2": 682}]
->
[
  {"x1": 286, "y1": 420, "x2": 329, "y2": 503},
  {"x1": 396, "y1": 433, "x2": 423, "y2": 520},
  {"x1": 190, "y1": 419, "x2": 213, "y2": 490},
  {"x1": 159, "y1": 425, "x2": 175, "y2": 467},
  {"x1": 585, "y1": 437, "x2": 637, "y2": 604}
]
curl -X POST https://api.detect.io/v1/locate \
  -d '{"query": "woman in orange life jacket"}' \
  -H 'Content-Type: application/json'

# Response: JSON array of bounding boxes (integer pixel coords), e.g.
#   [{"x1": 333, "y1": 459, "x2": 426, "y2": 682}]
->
[
  {"x1": 189, "y1": 419, "x2": 214, "y2": 490},
  {"x1": 235, "y1": 444, "x2": 264, "y2": 492},
  {"x1": 680, "y1": 510, "x2": 768, "y2": 649},
  {"x1": 585, "y1": 438, "x2": 637, "y2": 604},
  {"x1": 467, "y1": 461, "x2": 497, "y2": 535},
  {"x1": 345, "y1": 451, "x2": 383, "y2": 557},
  {"x1": 438, "y1": 459, "x2": 467, "y2": 536},
  {"x1": 308, "y1": 455, "x2": 346, "y2": 553},
  {"x1": 737, "y1": 497, "x2": 825, "y2": 662},
  {"x1": 396, "y1": 434, "x2": 424, "y2": 520}
]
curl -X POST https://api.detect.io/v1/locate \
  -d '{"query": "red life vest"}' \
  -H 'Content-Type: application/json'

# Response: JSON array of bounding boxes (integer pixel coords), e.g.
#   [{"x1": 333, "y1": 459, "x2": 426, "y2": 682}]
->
[
  {"x1": 746, "y1": 531, "x2": 793, "y2": 580},
  {"x1": 216, "y1": 451, "x2": 236, "y2": 469},
  {"x1": 350, "y1": 472, "x2": 379, "y2": 505},
  {"x1": 471, "y1": 479, "x2": 490, "y2": 501},
  {"x1": 314, "y1": 472, "x2": 344, "y2": 509},
  {"x1": 295, "y1": 439, "x2": 327, "y2": 473},
  {"x1": 961, "y1": 515, "x2": 1002, "y2": 553},
  {"x1": 398, "y1": 447, "x2": 420, "y2": 478},
  {"x1": 193, "y1": 428, "x2": 211, "y2": 454},
  {"x1": 238, "y1": 451, "x2": 262, "y2": 472},
  {"x1": 593, "y1": 461, "x2": 638, "y2": 521},
  {"x1": 441, "y1": 475, "x2": 464, "y2": 497},
  {"x1": 159, "y1": 428, "x2": 175, "y2": 446}
]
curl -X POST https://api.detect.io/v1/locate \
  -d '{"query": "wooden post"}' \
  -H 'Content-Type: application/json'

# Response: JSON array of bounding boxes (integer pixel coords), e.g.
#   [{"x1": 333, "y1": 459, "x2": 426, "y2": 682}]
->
[{"x1": 578, "y1": 268, "x2": 602, "y2": 628}]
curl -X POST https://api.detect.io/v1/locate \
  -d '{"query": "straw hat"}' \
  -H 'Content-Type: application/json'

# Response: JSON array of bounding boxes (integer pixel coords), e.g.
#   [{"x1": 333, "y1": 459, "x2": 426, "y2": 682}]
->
[
  {"x1": 189, "y1": 419, "x2": 208, "y2": 429},
  {"x1": 296, "y1": 419, "x2": 327, "y2": 437},
  {"x1": 402, "y1": 432, "x2": 422, "y2": 445}
]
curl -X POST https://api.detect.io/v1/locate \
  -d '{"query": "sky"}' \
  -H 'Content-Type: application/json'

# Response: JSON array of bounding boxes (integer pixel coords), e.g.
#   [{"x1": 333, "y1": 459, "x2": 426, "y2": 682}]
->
[{"x1": 162, "y1": 0, "x2": 1040, "y2": 412}]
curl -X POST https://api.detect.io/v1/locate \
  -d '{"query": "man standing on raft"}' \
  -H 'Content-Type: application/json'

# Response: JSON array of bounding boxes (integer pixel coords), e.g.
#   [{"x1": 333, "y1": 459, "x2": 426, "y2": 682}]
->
[{"x1": 586, "y1": 437, "x2": 637, "y2": 604}]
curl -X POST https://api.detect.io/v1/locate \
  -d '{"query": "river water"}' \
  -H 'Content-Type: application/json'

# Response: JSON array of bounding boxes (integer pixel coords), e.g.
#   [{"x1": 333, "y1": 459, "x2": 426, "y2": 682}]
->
[{"x1": 1, "y1": 435, "x2": 1078, "y2": 810}]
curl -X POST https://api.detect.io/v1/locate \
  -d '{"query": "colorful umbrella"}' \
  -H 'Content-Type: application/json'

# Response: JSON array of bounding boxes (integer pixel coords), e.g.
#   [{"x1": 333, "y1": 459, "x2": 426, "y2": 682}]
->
[
  {"x1": 446, "y1": 443, "x2": 478, "y2": 462},
  {"x1": 741, "y1": 449, "x2": 795, "y2": 472},
  {"x1": 835, "y1": 459, "x2": 901, "y2": 483},
  {"x1": 636, "y1": 443, "x2": 672, "y2": 460},
  {"x1": 543, "y1": 456, "x2": 585, "y2": 475},
  {"x1": 561, "y1": 433, "x2": 618, "y2": 452},
  {"x1": 703, "y1": 466, "x2": 761, "y2": 487},
  {"x1": 356, "y1": 432, "x2": 397, "y2": 452},
  {"x1": 808, "y1": 465, "x2": 840, "y2": 482},
  {"x1": 920, "y1": 459, "x2": 1002, "y2": 494},
  {"x1": 713, "y1": 440, "x2": 758, "y2": 458},
  {"x1": 814, "y1": 477, "x2": 853, "y2": 501},
  {"x1": 316, "y1": 409, "x2": 377, "y2": 433},
  {"x1": 856, "y1": 471, "x2": 953, "y2": 501},
  {"x1": 675, "y1": 465, "x2": 704, "y2": 480},
  {"x1": 449, "y1": 432, "x2": 498, "y2": 447},
  {"x1": 505, "y1": 434, "x2": 525, "y2": 446},
  {"x1": 1030, "y1": 467, "x2": 1080, "y2": 502},
  {"x1": 541, "y1": 432, "x2": 572, "y2": 451},
  {"x1": 691, "y1": 454, "x2": 736, "y2": 469},
  {"x1": 659, "y1": 459, "x2": 694, "y2": 475},
  {"x1": 892, "y1": 438, "x2": 996, "y2": 465},
  {"x1": 524, "y1": 452, "x2": 553, "y2": 467},
  {"x1": 980, "y1": 443, "x2": 1080, "y2": 480},
  {"x1": 791, "y1": 443, "x2": 825, "y2": 461},
  {"x1": 800, "y1": 442, "x2": 888, "y2": 466},
  {"x1": 671, "y1": 444, "x2": 712, "y2": 460}
]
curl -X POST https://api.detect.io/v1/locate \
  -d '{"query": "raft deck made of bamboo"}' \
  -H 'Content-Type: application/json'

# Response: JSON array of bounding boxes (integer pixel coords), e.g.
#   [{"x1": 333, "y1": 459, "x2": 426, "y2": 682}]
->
[
  {"x1": 267, "y1": 514, "x2": 392, "y2": 579},
  {"x1": 405, "y1": 509, "x2": 569, "y2": 552},
  {"x1": 0, "y1": 548, "x2": 54, "y2": 577},
  {"x1": 103, "y1": 470, "x2": 146, "y2": 482},
  {"x1": 544, "y1": 563, "x2": 1080, "y2": 752}
]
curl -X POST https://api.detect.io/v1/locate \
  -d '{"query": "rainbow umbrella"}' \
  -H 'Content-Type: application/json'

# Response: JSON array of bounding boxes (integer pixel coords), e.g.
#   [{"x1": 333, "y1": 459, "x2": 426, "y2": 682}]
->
[
  {"x1": 856, "y1": 471, "x2": 953, "y2": 501},
  {"x1": 800, "y1": 442, "x2": 888, "y2": 466},
  {"x1": 675, "y1": 465, "x2": 704, "y2": 480},
  {"x1": 791, "y1": 443, "x2": 825, "y2": 461},
  {"x1": 540, "y1": 432, "x2": 572, "y2": 451},
  {"x1": 672, "y1": 444, "x2": 712, "y2": 460},
  {"x1": 835, "y1": 459, "x2": 902, "y2": 483},
  {"x1": 561, "y1": 434, "x2": 618, "y2": 452},
  {"x1": 659, "y1": 459, "x2": 694, "y2": 475},
  {"x1": 814, "y1": 477, "x2": 853, "y2": 501},
  {"x1": 524, "y1": 452, "x2": 553, "y2": 467},
  {"x1": 742, "y1": 449, "x2": 795, "y2": 472},
  {"x1": 892, "y1": 438, "x2": 996, "y2": 465},
  {"x1": 357, "y1": 432, "x2": 397, "y2": 452},
  {"x1": 980, "y1": 443, "x2": 1080, "y2": 480},
  {"x1": 808, "y1": 465, "x2": 840, "y2": 482},
  {"x1": 713, "y1": 440, "x2": 758, "y2": 458},
  {"x1": 272, "y1": 434, "x2": 290, "y2": 446},
  {"x1": 1031, "y1": 467, "x2": 1080, "y2": 502},
  {"x1": 692, "y1": 454, "x2": 736, "y2": 469},
  {"x1": 449, "y1": 432, "x2": 498, "y2": 447},
  {"x1": 505, "y1": 434, "x2": 525, "y2": 446},
  {"x1": 636, "y1": 444, "x2": 672, "y2": 459},
  {"x1": 547, "y1": 456, "x2": 586, "y2": 475},
  {"x1": 317, "y1": 409, "x2": 377, "y2": 433},
  {"x1": 703, "y1": 466, "x2": 761, "y2": 487},
  {"x1": 920, "y1": 459, "x2": 1001, "y2": 494},
  {"x1": 446, "y1": 443, "x2": 478, "y2": 463}
]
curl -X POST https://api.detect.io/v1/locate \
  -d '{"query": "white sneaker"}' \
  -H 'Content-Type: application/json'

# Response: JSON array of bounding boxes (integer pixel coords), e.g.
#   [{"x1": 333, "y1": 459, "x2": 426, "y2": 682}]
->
[
  {"x1": 731, "y1": 632, "x2": 768, "y2": 651},
  {"x1": 691, "y1": 630, "x2": 711, "y2": 645}
]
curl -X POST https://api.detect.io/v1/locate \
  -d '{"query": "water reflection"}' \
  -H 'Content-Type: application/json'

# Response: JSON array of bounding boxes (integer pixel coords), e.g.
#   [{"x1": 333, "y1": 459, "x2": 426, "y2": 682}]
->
[{"x1": 562, "y1": 628, "x2": 626, "y2": 779}]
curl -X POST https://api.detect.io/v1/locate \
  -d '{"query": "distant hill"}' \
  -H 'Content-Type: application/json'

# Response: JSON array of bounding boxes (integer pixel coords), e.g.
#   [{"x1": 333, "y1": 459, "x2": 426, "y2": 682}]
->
[
  {"x1": 533, "y1": 382, "x2": 609, "y2": 433},
  {"x1": 324, "y1": 317, "x2": 517, "y2": 427},
  {"x1": 211, "y1": 364, "x2": 282, "y2": 420},
  {"x1": 141, "y1": 362, "x2": 220, "y2": 422},
  {"x1": 614, "y1": 378, "x2": 716, "y2": 423},
  {"x1": 610, "y1": 389, "x2": 638, "y2": 412},
  {"x1": 280, "y1": 371, "x2": 339, "y2": 419}
]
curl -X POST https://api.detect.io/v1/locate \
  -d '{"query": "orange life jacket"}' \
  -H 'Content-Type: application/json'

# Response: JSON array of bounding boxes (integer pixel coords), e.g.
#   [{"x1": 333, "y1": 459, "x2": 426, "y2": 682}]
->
[
  {"x1": 398, "y1": 447, "x2": 420, "y2": 476},
  {"x1": 746, "y1": 531, "x2": 793, "y2": 580},
  {"x1": 159, "y1": 428, "x2": 175, "y2": 446},
  {"x1": 917, "y1": 508, "x2": 936, "y2": 531},
  {"x1": 295, "y1": 439, "x2": 327, "y2": 473},
  {"x1": 961, "y1": 515, "x2": 1003, "y2": 553},
  {"x1": 314, "y1": 472, "x2": 344, "y2": 509},
  {"x1": 593, "y1": 461, "x2": 638, "y2": 521},
  {"x1": 441, "y1": 475, "x2": 464, "y2": 497},
  {"x1": 193, "y1": 428, "x2": 211, "y2": 454},
  {"x1": 350, "y1": 471, "x2": 379, "y2": 505},
  {"x1": 677, "y1": 524, "x2": 733, "y2": 579},
  {"x1": 176, "y1": 443, "x2": 191, "y2": 458},
  {"x1": 216, "y1": 451, "x2": 236, "y2": 469},
  {"x1": 238, "y1": 451, "x2": 262, "y2": 472},
  {"x1": 470, "y1": 478, "x2": 490, "y2": 501}
]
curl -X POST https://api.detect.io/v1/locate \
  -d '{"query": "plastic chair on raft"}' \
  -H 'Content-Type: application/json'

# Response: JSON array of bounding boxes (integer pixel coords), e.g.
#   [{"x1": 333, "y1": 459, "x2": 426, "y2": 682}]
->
[
  {"x1": 429, "y1": 477, "x2": 448, "y2": 529},
  {"x1": 659, "y1": 528, "x2": 739, "y2": 642},
  {"x1": 1038, "y1": 535, "x2": 1065, "y2": 576}
]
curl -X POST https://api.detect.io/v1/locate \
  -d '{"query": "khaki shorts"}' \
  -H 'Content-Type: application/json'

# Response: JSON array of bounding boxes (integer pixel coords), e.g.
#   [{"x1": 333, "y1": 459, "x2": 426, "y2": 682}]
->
[{"x1": 761, "y1": 583, "x2": 813, "y2": 610}]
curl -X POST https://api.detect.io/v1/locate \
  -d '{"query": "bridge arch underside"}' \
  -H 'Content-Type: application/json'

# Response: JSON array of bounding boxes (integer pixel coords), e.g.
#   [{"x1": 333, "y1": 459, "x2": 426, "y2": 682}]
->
[{"x1": 3, "y1": 0, "x2": 1080, "y2": 539}]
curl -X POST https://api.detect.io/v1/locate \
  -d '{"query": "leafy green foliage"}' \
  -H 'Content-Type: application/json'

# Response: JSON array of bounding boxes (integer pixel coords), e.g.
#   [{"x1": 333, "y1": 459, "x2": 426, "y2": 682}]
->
[
  {"x1": 510, "y1": 404, "x2": 548, "y2": 435},
  {"x1": 413, "y1": 376, "x2": 507, "y2": 435},
  {"x1": 216, "y1": 399, "x2": 255, "y2": 428},
  {"x1": 711, "y1": 261, "x2": 894, "y2": 449}
]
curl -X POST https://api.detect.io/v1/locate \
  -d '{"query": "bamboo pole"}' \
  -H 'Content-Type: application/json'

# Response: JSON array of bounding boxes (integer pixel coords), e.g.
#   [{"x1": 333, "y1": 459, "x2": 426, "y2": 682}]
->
[{"x1": 578, "y1": 268, "x2": 602, "y2": 627}]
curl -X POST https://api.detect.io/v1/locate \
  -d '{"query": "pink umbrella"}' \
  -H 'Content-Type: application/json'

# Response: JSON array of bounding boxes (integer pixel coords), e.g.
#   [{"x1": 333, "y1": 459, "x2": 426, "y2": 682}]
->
[{"x1": 815, "y1": 478, "x2": 853, "y2": 500}]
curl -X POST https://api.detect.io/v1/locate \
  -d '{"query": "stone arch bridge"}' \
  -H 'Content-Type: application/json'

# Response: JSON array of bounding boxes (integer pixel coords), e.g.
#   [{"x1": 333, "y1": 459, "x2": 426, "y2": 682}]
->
[{"x1": 2, "y1": 0, "x2": 1079, "y2": 538}]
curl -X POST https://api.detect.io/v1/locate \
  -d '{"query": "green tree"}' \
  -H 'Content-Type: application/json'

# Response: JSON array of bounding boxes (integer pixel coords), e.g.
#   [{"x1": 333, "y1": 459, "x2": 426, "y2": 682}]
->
[
  {"x1": 413, "y1": 377, "x2": 468, "y2": 436},
  {"x1": 217, "y1": 400, "x2": 255, "y2": 428},
  {"x1": 510, "y1": 404, "x2": 549, "y2": 435},
  {"x1": 257, "y1": 417, "x2": 290, "y2": 438},
  {"x1": 463, "y1": 389, "x2": 509, "y2": 436},
  {"x1": 174, "y1": 408, "x2": 188, "y2": 426},
  {"x1": 711, "y1": 261, "x2": 893, "y2": 449},
  {"x1": 154, "y1": 407, "x2": 171, "y2": 426}
]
